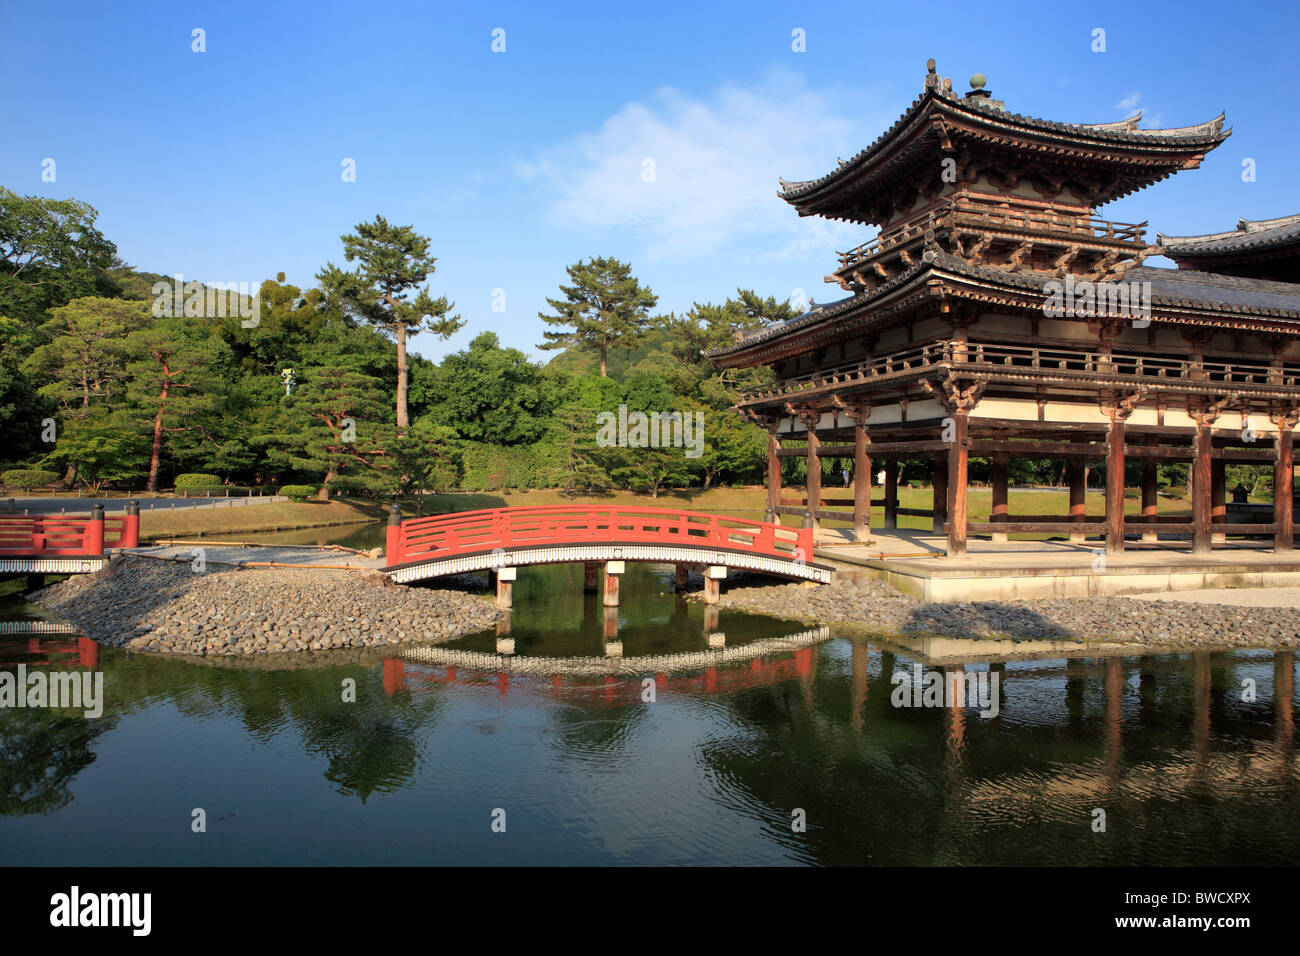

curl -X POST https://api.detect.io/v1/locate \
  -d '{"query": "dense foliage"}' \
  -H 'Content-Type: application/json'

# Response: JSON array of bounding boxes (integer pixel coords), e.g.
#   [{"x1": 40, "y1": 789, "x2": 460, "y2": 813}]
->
[{"x1": 0, "y1": 189, "x2": 789, "y2": 497}]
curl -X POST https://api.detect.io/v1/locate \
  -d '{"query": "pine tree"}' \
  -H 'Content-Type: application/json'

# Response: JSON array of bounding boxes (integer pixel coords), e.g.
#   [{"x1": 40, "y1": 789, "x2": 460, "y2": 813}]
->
[
  {"x1": 538, "y1": 256, "x2": 657, "y2": 377},
  {"x1": 317, "y1": 216, "x2": 462, "y2": 430}
]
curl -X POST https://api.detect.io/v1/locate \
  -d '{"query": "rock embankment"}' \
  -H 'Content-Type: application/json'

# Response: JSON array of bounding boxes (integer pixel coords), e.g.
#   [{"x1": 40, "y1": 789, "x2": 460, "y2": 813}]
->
[
  {"x1": 30, "y1": 556, "x2": 502, "y2": 656},
  {"x1": 693, "y1": 575, "x2": 1300, "y2": 648}
]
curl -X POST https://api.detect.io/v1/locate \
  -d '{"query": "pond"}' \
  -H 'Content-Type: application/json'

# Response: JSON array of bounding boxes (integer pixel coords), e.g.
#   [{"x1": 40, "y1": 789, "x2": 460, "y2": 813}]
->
[{"x1": 1, "y1": 556, "x2": 1297, "y2": 865}]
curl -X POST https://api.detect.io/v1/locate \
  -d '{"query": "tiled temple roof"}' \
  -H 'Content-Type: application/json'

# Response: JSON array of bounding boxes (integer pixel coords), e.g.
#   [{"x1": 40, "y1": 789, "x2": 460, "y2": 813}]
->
[
  {"x1": 706, "y1": 253, "x2": 1300, "y2": 361},
  {"x1": 777, "y1": 87, "x2": 1227, "y2": 207},
  {"x1": 1157, "y1": 214, "x2": 1300, "y2": 258}
]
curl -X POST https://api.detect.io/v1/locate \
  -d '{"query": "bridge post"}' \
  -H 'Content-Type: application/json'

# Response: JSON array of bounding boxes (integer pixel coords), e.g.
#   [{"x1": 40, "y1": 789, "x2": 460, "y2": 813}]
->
[
  {"x1": 584, "y1": 561, "x2": 599, "y2": 593},
  {"x1": 603, "y1": 561, "x2": 623, "y2": 607},
  {"x1": 703, "y1": 566, "x2": 726, "y2": 605},
  {"x1": 87, "y1": 504, "x2": 105, "y2": 557},
  {"x1": 495, "y1": 566, "x2": 516, "y2": 609},
  {"x1": 386, "y1": 502, "x2": 401, "y2": 566},
  {"x1": 674, "y1": 564, "x2": 690, "y2": 591},
  {"x1": 124, "y1": 500, "x2": 140, "y2": 548}
]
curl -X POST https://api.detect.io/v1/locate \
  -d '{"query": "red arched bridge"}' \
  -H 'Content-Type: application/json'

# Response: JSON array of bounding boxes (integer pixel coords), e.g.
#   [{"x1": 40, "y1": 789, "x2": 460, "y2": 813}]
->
[
  {"x1": 0, "y1": 503, "x2": 140, "y2": 583},
  {"x1": 384, "y1": 504, "x2": 832, "y2": 605}
]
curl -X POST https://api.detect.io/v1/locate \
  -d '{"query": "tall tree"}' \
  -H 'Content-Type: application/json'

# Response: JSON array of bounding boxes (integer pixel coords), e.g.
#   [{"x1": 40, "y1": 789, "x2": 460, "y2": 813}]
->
[
  {"x1": 316, "y1": 217, "x2": 462, "y2": 430},
  {"x1": 0, "y1": 188, "x2": 117, "y2": 328},
  {"x1": 123, "y1": 317, "x2": 232, "y2": 491},
  {"x1": 538, "y1": 256, "x2": 657, "y2": 377},
  {"x1": 23, "y1": 296, "x2": 148, "y2": 484}
]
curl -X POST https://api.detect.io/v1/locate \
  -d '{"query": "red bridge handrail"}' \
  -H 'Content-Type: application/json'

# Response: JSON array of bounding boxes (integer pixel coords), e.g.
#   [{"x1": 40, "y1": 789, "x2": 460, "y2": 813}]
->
[
  {"x1": 387, "y1": 505, "x2": 812, "y2": 568},
  {"x1": 0, "y1": 502, "x2": 140, "y2": 557}
]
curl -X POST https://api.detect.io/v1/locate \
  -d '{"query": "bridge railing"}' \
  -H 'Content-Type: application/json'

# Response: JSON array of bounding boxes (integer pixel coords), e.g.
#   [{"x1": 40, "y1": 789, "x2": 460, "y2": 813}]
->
[
  {"x1": 0, "y1": 502, "x2": 140, "y2": 557},
  {"x1": 387, "y1": 505, "x2": 813, "y2": 568}
]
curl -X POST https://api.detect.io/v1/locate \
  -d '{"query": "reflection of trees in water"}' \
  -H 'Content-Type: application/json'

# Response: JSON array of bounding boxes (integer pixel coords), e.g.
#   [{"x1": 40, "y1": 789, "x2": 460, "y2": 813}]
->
[
  {"x1": 0, "y1": 645, "x2": 447, "y2": 808},
  {"x1": 159, "y1": 664, "x2": 445, "y2": 802},
  {"x1": 0, "y1": 708, "x2": 117, "y2": 816}
]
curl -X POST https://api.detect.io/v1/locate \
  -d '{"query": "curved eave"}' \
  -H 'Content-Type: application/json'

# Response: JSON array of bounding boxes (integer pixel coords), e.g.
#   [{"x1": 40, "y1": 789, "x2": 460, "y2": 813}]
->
[
  {"x1": 1158, "y1": 213, "x2": 1300, "y2": 258},
  {"x1": 777, "y1": 89, "x2": 1229, "y2": 217},
  {"x1": 711, "y1": 255, "x2": 1300, "y2": 372}
]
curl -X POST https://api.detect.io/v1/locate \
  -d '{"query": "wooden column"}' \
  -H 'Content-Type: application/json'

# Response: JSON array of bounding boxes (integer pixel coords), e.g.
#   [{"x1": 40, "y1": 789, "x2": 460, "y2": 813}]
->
[
  {"x1": 946, "y1": 410, "x2": 969, "y2": 556},
  {"x1": 1211, "y1": 459, "x2": 1227, "y2": 544},
  {"x1": 766, "y1": 429, "x2": 781, "y2": 516},
  {"x1": 1192, "y1": 421, "x2": 1213, "y2": 554},
  {"x1": 1068, "y1": 458, "x2": 1087, "y2": 543},
  {"x1": 853, "y1": 421, "x2": 871, "y2": 541},
  {"x1": 805, "y1": 423, "x2": 821, "y2": 532},
  {"x1": 931, "y1": 456, "x2": 947, "y2": 534},
  {"x1": 1140, "y1": 450, "x2": 1159, "y2": 543},
  {"x1": 883, "y1": 460, "x2": 898, "y2": 530},
  {"x1": 990, "y1": 453, "x2": 1008, "y2": 544},
  {"x1": 1106, "y1": 416, "x2": 1126, "y2": 555},
  {"x1": 1276, "y1": 424, "x2": 1294, "y2": 552}
]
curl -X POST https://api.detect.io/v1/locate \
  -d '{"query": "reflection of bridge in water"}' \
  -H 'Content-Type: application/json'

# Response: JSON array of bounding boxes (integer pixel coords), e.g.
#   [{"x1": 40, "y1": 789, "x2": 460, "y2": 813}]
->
[
  {"x1": 384, "y1": 505, "x2": 832, "y2": 607},
  {"x1": 393, "y1": 625, "x2": 831, "y2": 681}
]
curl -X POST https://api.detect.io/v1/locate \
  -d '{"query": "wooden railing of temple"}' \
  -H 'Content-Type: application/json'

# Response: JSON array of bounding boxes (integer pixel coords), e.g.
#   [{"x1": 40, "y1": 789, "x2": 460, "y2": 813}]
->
[
  {"x1": 742, "y1": 342, "x2": 1300, "y2": 403},
  {"x1": 836, "y1": 201, "x2": 1146, "y2": 273}
]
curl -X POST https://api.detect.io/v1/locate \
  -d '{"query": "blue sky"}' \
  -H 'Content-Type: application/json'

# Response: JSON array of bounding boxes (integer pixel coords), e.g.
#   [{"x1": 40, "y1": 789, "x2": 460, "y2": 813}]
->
[{"x1": 3, "y1": 0, "x2": 1296, "y2": 362}]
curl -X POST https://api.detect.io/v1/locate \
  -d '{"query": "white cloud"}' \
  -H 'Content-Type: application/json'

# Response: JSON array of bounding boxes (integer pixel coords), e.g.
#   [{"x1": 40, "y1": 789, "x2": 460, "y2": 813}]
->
[
  {"x1": 517, "y1": 73, "x2": 886, "y2": 261},
  {"x1": 1114, "y1": 91, "x2": 1141, "y2": 113}
]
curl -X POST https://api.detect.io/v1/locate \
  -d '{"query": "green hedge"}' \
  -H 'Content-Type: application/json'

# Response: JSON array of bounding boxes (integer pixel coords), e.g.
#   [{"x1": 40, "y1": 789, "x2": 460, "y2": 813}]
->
[
  {"x1": 2, "y1": 468, "x2": 61, "y2": 488},
  {"x1": 175, "y1": 473, "x2": 222, "y2": 489},
  {"x1": 460, "y1": 445, "x2": 538, "y2": 491},
  {"x1": 279, "y1": 484, "x2": 319, "y2": 502}
]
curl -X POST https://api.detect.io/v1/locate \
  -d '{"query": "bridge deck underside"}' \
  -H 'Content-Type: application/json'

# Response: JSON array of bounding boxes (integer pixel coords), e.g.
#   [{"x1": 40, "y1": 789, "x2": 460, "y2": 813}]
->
[{"x1": 386, "y1": 543, "x2": 833, "y2": 584}]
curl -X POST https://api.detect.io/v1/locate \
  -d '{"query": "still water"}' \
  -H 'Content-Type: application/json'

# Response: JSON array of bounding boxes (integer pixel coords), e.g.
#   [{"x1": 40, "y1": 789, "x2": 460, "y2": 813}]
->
[{"x1": 1, "y1": 541, "x2": 1297, "y2": 865}]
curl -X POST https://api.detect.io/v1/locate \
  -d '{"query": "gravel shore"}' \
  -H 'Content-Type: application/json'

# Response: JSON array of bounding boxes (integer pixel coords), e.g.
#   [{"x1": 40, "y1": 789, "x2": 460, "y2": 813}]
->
[
  {"x1": 29, "y1": 555, "x2": 503, "y2": 656},
  {"x1": 692, "y1": 574, "x2": 1300, "y2": 649}
]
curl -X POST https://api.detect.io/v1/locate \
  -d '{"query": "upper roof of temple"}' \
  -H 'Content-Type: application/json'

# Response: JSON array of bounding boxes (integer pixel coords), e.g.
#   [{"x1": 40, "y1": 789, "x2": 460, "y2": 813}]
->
[
  {"x1": 1159, "y1": 214, "x2": 1300, "y2": 255},
  {"x1": 1157, "y1": 214, "x2": 1300, "y2": 283},
  {"x1": 777, "y1": 61, "x2": 1230, "y2": 225}
]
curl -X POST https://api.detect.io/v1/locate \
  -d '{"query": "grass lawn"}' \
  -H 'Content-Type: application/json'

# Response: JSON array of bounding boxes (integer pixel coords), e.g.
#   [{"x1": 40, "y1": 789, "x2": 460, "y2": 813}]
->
[{"x1": 138, "y1": 499, "x2": 383, "y2": 541}]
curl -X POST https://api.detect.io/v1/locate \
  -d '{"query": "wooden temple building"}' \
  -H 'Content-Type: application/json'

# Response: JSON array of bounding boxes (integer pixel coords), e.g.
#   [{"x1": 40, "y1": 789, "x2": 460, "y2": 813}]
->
[{"x1": 709, "y1": 62, "x2": 1300, "y2": 558}]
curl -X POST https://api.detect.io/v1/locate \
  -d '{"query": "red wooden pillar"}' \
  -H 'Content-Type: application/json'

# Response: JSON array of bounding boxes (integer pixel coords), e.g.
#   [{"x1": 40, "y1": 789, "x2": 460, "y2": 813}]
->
[
  {"x1": 853, "y1": 421, "x2": 871, "y2": 541},
  {"x1": 86, "y1": 505, "x2": 105, "y2": 557},
  {"x1": 1106, "y1": 416, "x2": 1126, "y2": 555},
  {"x1": 385, "y1": 502, "x2": 402, "y2": 566},
  {"x1": 1140, "y1": 451, "x2": 1159, "y2": 542},
  {"x1": 1211, "y1": 459, "x2": 1227, "y2": 544},
  {"x1": 883, "y1": 460, "x2": 898, "y2": 530},
  {"x1": 805, "y1": 423, "x2": 821, "y2": 531},
  {"x1": 1068, "y1": 458, "x2": 1087, "y2": 543},
  {"x1": 931, "y1": 457, "x2": 948, "y2": 534},
  {"x1": 584, "y1": 561, "x2": 599, "y2": 593},
  {"x1": 123, "y1": 500, "x2": 140, "y2": 548},
  {"x1": 1276, "y1": 425, "x2": 1294, "y2": 552},
  {"x1": 1192, "y1": 422, "x2": 1213, "y2": 554},
  {"x1": 767, "y1": 429, "x2": 781, "y2": 518},
  {"x1": 990, "y1": 453, "x2": 1008, "y2": 544},
  {"x1": 946, "y1": 410, "x2": 969, "y2": 556}
]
